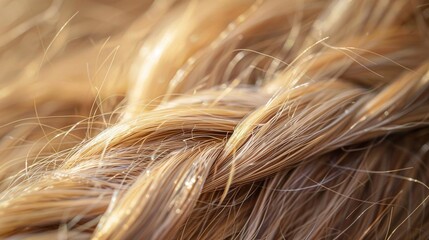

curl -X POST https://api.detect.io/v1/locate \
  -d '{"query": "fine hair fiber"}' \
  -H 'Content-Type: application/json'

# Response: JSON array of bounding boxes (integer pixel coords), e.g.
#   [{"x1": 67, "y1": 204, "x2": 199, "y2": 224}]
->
[{"x1": 1, "y1": 0, "x2": 429, "y2": 239}]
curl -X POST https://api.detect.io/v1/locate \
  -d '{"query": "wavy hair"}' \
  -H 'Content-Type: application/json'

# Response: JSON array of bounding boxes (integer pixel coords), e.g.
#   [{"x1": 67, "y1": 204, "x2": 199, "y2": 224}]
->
[{"x1": 0, "y1": 0, "x2": 429, "y2": 239}]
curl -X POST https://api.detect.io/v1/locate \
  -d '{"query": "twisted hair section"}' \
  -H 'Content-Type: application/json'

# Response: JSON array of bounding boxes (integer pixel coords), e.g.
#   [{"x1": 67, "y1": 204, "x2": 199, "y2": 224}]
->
[{"x1": 0, "y1": 0, "x2": 429, "y2": 239}]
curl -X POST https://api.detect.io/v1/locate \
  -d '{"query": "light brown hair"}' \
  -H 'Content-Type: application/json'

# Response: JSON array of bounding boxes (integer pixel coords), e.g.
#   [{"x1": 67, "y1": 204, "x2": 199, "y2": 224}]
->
[{"x1": 0, "y1": 0, "x2": 429, "y2": 239}]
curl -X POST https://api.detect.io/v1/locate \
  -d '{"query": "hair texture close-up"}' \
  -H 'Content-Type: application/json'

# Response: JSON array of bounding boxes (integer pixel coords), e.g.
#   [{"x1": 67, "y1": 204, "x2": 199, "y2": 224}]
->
[{"x1": 0, "y1": 0, "x2": 429, "y2": 239}]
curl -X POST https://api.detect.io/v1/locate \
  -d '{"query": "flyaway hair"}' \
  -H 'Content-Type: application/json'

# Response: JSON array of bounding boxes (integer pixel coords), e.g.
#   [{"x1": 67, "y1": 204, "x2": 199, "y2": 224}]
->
[{"x1": 0, "y1": 0, "x2": 429, "y2": 239}]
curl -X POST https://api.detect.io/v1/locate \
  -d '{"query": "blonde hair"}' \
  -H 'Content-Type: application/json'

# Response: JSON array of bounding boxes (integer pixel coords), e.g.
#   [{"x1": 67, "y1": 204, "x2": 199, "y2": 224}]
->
[{"x1": 0, "y1": 0, "x2": 429, "y2": 239}]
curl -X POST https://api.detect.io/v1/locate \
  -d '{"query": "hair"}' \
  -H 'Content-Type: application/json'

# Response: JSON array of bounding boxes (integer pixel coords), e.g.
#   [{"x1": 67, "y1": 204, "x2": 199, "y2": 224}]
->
[{"x1": 0, "y1": 0, "x2": 429, "y2": 239}]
